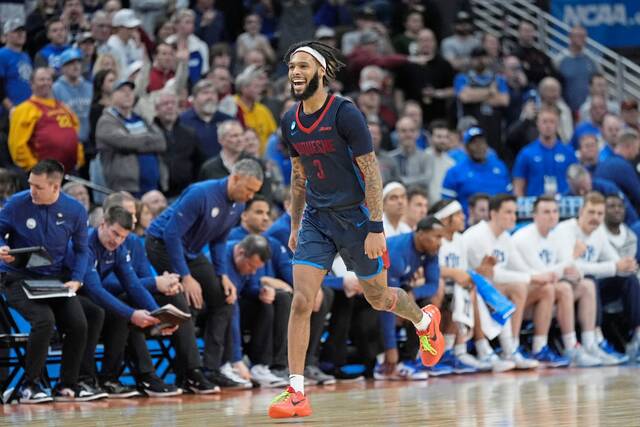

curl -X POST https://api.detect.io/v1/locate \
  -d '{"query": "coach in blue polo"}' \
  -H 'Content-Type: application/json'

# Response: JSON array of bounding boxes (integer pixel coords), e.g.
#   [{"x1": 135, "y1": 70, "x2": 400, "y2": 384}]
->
[
  {"x1": 145, "y1": 158, "x2": 264, "y2": 374},
  {"x1": 513, "y1": 105, "x2": 577, "y2": 197}
]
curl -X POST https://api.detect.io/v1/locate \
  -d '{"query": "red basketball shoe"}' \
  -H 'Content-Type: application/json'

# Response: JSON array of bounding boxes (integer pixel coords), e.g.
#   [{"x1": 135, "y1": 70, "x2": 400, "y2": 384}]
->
[
  {"x1": 417, "y1": 304, "x2": 444, "y2": 367},
  {"x1": 268, "y1": 386, "x2": 312, "y2": 419}
]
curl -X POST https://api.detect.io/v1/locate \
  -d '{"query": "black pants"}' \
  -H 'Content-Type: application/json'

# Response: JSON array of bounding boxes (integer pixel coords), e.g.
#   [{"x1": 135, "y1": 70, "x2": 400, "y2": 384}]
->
[
  {"x1": 102, "y1": 293, "x2": 202, "y2": 382},
  {"x1": 77, "y1": 295, "x2": 105, "y2": 380},
  {"x1": 3, "y1": 275, "x2": 87, "y2": 386},
  {"x1": 145, "y1": 236, "x2": 232, "y2": 371},
  {"x1": 321, "y1": 290, "x2": 381, "y2": 367},
  {"x1": 239, "y1": 290, "x2": 292, "y2": 367},
  {"x1": 598, "y1": 275, "x2": 640, "y2": 331},
  {"x1": 307, "y1": 287, "x2": 334, "y2": 367}
]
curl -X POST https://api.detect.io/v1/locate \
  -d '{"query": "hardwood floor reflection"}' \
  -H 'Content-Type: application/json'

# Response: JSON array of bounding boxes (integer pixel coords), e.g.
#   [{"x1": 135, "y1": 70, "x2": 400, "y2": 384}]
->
[{"x1": 2, "y1": 366, "x2": 639, "y2": 426}]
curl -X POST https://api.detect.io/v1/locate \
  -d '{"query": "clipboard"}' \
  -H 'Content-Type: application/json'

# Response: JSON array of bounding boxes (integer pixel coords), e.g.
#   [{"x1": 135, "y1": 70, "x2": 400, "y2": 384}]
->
[{"x1": 7, "y1": 246, "x2": 53, "y2": 269}]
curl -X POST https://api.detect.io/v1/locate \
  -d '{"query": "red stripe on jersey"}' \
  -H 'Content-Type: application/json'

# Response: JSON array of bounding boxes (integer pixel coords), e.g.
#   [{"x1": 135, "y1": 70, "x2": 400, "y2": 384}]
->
[{"x1": 295, "y1": 95, "x2": 336, "y2": 134}]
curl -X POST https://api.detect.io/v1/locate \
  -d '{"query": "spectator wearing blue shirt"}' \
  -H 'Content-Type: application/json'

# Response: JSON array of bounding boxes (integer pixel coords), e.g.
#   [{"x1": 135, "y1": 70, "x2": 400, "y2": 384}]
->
[
  {"x1": 442, "y1": 127, "x2": 512, "y2": 213},
  {"x1": 597, "y1": 114, "x2": 623, "y2": 163},
  {"x1": 34, "y1": 18, "x2": 70, "y2": 73},
  {"x1": 179, "y1": 79, "x2": 233, "y2": 159},
  {"x1": 0, "y1": 17, "x2": 33, "y2": 110},
  {"x1": 577, "y1": 132, "x2": 600, "y2": 175},
  {"x1": 513, "y1": 106, "x2": 578, "y2": 197},
  {"x1": 0, "y1": 160, "x2": 98, "y2": 403},
  {"x1": 554, "y1": 26, "x2": 599, "y2": 113},
  {"x1": 595, "y1": 129, "x2": 640, "y2": 211},
  {"x1": 53, "y1": 48, "x2": 93, "y2": 144},
  {"x1": 454, "y1": 46, "x2": 509, "y2": 160},
  {"x1": 566, "y1": 163, "x2": 639, "y2": 226},
  {"x1": 377, "y1": 216, "x2": 444, "y2": 379},
  {"x1": 570, "y1": 95, "x2": 607, "y2": 149},
  {"x1": 145, "y1": 160, "x2": 264, "y2": 378}
]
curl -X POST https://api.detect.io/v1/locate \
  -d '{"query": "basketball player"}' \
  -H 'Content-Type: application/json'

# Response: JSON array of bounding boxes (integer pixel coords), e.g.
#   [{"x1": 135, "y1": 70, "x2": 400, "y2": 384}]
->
[{"x1": 268, "y1": 41, "x2": 444, "y2": 419}]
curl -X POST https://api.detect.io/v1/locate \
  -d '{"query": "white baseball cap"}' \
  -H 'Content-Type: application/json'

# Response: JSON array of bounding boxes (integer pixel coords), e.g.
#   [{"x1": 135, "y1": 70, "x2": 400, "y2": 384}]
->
[{"x1": 112, "y1": 9, "x2": 141, "y2": 28}]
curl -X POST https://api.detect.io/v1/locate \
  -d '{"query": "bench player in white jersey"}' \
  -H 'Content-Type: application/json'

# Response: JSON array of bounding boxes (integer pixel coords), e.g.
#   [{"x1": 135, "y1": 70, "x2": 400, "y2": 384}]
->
[
  {"x1": 551, "y1": 191, "x2": 637, "y2": 364},
  {"x1": 513, "y1": 195, "x2": 601, "y2": 367},
  {"x1": 431, "y1": 199, "x2": 516, "y2": 372},
  {"x1": 463, "y1": 194, "x2": 559, "y2": 369}
]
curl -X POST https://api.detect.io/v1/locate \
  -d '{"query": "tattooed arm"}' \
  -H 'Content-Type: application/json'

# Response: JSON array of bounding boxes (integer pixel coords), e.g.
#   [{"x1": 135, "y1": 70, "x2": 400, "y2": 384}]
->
[
  {"x1": 355, "y1": 152, "x2": 386, "y2": 259},
  {"x1": 288, "y1": 157, "x2": 307, "y2": 252},
  {"x1": 355, "y1": 152, "x2": 384, "y2": 221}
]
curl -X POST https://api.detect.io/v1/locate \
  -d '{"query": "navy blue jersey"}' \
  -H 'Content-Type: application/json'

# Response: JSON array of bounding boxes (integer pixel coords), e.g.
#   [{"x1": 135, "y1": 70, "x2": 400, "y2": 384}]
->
[
  {"x1": 0, "y1": 190, "x2": 88, "y2": 281},
  {"x1": 280, "y1": 95, "x2": 373, "y2": 209},
  {"x1": 146, "y1": 178, "x2": 243, "y2": 277}
]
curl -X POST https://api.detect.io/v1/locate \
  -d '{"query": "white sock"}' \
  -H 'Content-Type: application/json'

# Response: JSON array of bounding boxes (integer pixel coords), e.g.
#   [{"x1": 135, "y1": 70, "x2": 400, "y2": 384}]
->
[
  {"x1": 289, "y1": 374, "x2": 304, "y2": 394},
  {"x1": 595, "y1": 328, "x2": 605, "y2": 344},
  {"x1": 475, "y1": 338, "x2": 493, "y2": 358},
  {"x1": 499, "y1": 325, "x2": 514, "y2": 355},
  {"x1": 454, "y1": 343, "x2": 467, "y2": 357},
  {"x1": 581, "y1": 330, "x2": 596, "y2": 349},
  {"x1": 562, "y1": 332, "x2": 577, "y2": 350},
  {"x1": 413, "y1": 311, "x2": 431, "y2": 331},
  {"x1": 532, "y1": 335, "x2": 548, "y2": 354},
  {"x1": 513, "y1": 336, "x2": 520, "y2": 351},
  {"x1": 444, "y1": 334, "x2": 455, "y2": 351}
]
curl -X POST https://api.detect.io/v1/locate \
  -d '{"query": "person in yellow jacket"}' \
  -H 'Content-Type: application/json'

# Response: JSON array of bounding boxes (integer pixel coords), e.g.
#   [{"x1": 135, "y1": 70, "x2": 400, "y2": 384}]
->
[
  {"x1": 234, "y1": 65, "x2": 277, "y2": 156},
  {"x1": 9, "y1": 67, "x2": 84, "y2": 172}
]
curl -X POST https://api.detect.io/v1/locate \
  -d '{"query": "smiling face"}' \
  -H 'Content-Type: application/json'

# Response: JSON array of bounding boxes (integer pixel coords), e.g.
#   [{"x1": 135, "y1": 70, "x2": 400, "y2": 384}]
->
[{"x1": 288, "y1": 51, "x2": 325, "y2": 101}]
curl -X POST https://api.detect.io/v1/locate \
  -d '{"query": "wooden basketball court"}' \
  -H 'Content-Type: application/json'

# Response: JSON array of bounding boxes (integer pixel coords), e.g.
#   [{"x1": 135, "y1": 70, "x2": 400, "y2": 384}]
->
[{"x1": 1, "y1": 366, "x2": 639, "y2": 426}]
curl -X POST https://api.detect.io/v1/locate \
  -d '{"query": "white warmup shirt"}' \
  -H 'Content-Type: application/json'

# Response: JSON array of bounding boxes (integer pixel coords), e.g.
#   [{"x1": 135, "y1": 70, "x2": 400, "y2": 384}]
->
[
  {"x1": 550, "y1": 219, "x2": 619, "y2": 279},
  {"x1": 463, "y1": 221, "x2": 532, "y2": 285},
  {"x1": 512, "y1": 222, "x2": 573, "y2": 276}
]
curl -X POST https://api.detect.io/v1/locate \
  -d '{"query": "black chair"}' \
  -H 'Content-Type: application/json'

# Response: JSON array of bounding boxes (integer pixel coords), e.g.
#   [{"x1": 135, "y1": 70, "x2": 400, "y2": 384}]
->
[{"x1": 0, "y1": 296, "x2": 29, "y2": 403}]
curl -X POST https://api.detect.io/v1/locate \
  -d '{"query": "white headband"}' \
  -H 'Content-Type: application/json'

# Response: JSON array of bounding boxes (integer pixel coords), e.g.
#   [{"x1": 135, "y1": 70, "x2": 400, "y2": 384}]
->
[
  {"x1": 382, "y1": 181, "x2": 405, "y2": 200},
  {"x1": 434, "y1": 200, "x2": 463, "y2": 220},
  {"x1": 292, "y1": 46, "x2": 327, "y2": 70}
]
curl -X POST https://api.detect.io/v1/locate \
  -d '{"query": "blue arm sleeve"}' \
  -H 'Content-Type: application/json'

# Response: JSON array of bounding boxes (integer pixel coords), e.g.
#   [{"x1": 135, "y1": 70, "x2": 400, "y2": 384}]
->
[
  {"x1": 210, "y1": 236, "x2": 229, "y2": 276},
  {"x1": 441, "y1": 168, "x2": 458, "y2": 200},
  {"x1": 114, "y1": 251, "x2": 159, "y2": 312},
  {"x1": 162, "y1": 188, "x2": 205, "y2": 277},
  {"x1": 70, "y1": 209, "x2": 90, "y2": 282},
  {"x1": 0, "y1": 198, "x2": 15, "y2": 247},
  {"x1": 271, "y1": 241, "x2": 293, "y2": 285},
  {"x1": 322, "y1": 275, "x2": 343, "y2": 290},
  {"x1": 512, "y1": 149, "x2": 528, "y2": 180},
  {"x1": 413, "y1": 256, "x2": 440, "y2": 300},
  {"x1": 230, "y1": 302, "x2": 243, "y2": 362},
  {"x1": 81, "y1": 268, "x2": 135, "y2": 319},
  {"x1": 102, "y1": 273, "x2": 157, "y2": 294},
  {"x1": 453, "y1": 74, "x2": 468, "y2": 95},
  {"x1": 336, "y1": 101, "x2": 373, "y2": 157},
  {"x1": 381, "y1": 311, "x2": 398, "y2": 350}
]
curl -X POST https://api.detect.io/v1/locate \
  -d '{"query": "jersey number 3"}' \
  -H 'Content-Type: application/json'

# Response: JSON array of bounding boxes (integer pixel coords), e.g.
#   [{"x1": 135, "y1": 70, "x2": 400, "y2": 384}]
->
[{"x1": 312, "y1": 159, "x2": 326, "y2": 179}]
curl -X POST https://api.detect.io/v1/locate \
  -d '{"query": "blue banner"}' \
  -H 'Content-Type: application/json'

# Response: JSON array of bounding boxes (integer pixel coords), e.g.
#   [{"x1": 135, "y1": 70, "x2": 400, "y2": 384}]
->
[{"x1": 551, "y1": 0, "x2": 640, "y2": 48}]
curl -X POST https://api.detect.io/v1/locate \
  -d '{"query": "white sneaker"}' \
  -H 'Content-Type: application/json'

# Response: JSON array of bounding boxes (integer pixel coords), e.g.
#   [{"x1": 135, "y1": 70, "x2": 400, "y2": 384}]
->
[
  {"x1": 480, "y1": 352, "x2": 516, "y2": 373},
  {"x1": 457, "y1": 352, "x2": 492, "y2": 371},
  {"x1": 585, "y1": 344, "x2": 623, "y2": 366},
  {"x1": 507, "y1": 350, "x2": 540, "y2": 370},
  {"x1": 221, "y1": 363, "x2": 253, "y2": 389},
  {"x1": 374, "y1": 362, "x2": 428, "y2": 381},
  {"x1": 564, "y1": 346, "x2": 601, "y2": 368},
  {"x1": 250, "y1": 365, "x2": 288, "y2": 388}
]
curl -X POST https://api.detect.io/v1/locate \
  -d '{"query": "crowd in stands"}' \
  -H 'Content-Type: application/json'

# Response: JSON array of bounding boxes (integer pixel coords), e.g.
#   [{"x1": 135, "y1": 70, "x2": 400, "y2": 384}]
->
[{"x1": 1, "y1": 0, "x2": 640, "y2": 404}]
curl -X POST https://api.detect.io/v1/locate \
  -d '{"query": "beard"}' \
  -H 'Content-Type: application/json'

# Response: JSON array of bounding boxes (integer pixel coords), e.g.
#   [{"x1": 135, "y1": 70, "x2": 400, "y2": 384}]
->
[{"x1": 291, "y1": 72, "x2": 320, "y2": 101}]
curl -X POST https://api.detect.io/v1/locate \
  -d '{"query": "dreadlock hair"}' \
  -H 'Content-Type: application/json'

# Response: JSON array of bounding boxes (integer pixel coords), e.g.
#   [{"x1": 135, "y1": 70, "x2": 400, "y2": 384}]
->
[{"x1": 284, "y1": 41, "x2": 345, "y2": 87}]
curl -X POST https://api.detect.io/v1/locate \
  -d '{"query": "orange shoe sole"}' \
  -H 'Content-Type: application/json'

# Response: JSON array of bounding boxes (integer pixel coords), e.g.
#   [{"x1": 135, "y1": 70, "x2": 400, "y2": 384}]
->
[
  {"x1": 268, "y1": 400, "x2": 312, "y2": 418},
  {"x1": 418, "y1": 304, "x2": 444, "y2": 367}
]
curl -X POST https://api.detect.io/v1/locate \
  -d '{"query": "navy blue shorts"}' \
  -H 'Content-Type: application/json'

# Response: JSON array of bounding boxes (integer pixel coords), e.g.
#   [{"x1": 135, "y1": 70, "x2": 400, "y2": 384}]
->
[{"x1": 293, "y1": 205, "x2": 386, "y2": 279}]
